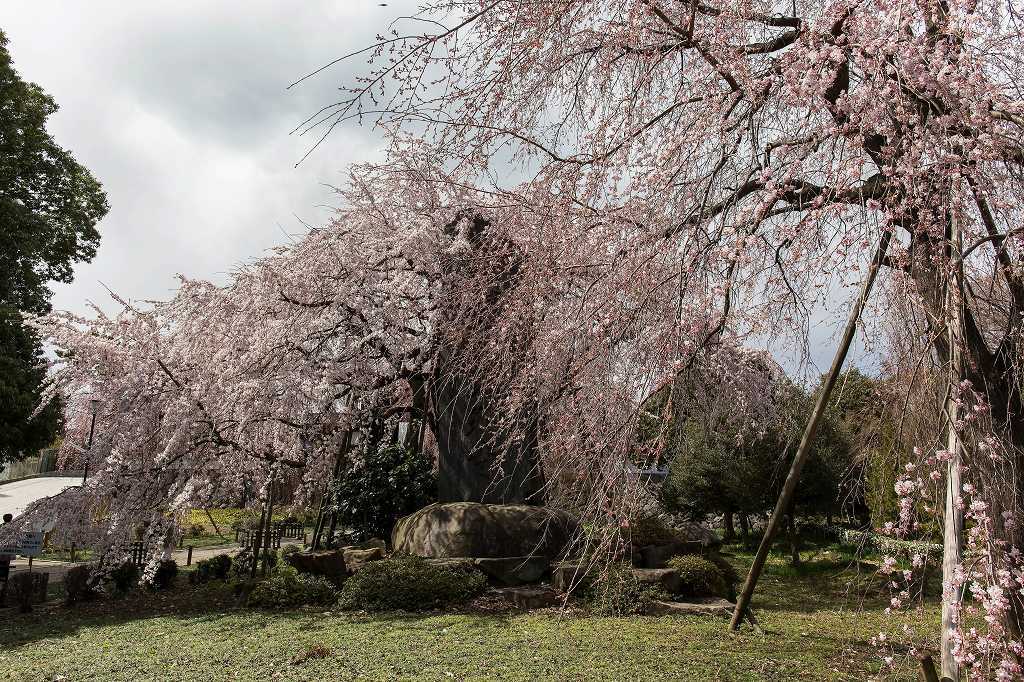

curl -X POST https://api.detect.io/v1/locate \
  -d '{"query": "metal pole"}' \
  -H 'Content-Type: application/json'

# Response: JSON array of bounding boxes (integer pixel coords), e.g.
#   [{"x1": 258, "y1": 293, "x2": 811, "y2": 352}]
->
[{"x1": 731, "y1": 229, "x2": 892, "y2": 630}]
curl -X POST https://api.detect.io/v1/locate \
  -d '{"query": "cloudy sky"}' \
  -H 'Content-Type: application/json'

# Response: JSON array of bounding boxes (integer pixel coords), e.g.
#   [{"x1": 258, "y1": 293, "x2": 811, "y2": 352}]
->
[
  {"x1": 1, "y1": 1, "x2": 876, "y2": 377},
  {"x1": 1, "y1": 0, "x2": 420, "y2": 315}
]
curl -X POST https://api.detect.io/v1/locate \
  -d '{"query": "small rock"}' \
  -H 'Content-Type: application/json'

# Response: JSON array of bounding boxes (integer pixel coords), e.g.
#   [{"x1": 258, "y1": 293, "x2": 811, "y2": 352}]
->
[{"x1": 343, "y1": 546, "x2": 384, "y2": 574}]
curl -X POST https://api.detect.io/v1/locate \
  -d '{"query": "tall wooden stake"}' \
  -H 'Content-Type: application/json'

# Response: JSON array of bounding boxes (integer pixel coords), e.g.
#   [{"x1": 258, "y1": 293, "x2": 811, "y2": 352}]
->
[
  {"x1": 941, "y1": 215, "x2": 965, "y2": 681},
  {"x1": 730, "y1": 230, "x2": 892, "y2": 630}
]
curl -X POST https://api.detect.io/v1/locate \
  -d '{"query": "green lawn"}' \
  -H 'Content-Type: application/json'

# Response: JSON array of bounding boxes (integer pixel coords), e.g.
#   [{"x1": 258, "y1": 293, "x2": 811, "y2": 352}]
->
[{"x1": 0, "y1": 545, "x2": 939, "y2": 681}]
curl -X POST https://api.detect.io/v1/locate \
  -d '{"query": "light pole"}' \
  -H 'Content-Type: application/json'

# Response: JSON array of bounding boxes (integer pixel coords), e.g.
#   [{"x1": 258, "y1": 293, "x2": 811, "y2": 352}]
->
[{"x1": 83, "y1": 399, "x2": 100, "y2": 483}]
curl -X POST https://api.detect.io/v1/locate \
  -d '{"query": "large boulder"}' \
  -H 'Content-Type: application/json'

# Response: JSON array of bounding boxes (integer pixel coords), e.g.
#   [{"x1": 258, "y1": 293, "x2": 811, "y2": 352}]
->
[{"x1": 392, "y1": 502, "x2": 576, "y2": 559}]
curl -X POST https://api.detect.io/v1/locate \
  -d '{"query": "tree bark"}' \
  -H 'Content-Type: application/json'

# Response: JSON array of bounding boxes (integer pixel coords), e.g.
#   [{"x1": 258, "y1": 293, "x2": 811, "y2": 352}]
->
[
  {"x1": 424, "y1": 214, "x2": 546, "y2": 505},
  {"x1": 722, "y1": 511, "x2": 736, "y2": 542}
]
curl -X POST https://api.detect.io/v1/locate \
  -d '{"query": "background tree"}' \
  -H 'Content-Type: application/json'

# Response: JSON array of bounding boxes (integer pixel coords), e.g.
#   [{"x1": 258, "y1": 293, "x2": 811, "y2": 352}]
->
[{"x1": 0, "y1": 29, "x2": 107, "y2": 465}]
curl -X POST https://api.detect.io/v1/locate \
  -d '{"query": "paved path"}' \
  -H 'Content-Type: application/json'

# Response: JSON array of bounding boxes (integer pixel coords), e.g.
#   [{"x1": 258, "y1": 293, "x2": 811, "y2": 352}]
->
[
  {"x1": 0, "y1": 476, "x2": 83, "y2": 519},
  {"x1": 8, "y1": 540, "x2": 301, "y2": 581}
]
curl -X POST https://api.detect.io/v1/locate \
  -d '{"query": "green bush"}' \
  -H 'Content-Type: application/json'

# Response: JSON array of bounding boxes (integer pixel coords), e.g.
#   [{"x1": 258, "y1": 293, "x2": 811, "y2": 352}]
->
[
  {"x1": 587, "y1": 564, "x2": 661, "y2": 615},
  {"x1": 109, "y1": 561, "x2": 140, "y2": 594},
  {"x1": 666, "y1": 555, "x2": 727, "y2": 598},
  {"x1": 328, "y1": 443, "x2": 436, "y2": 540},
  {"x1": 339, "y1": 555, "x2": 486, "y2": 611},
  {"x1": 246, "y1": 566, "x2": 338, "y2": 609},
  {"x1": 65, "y1": 565, "x2": 97, "y2": 605},
  {"x1": 187, "y1": 523, "x2": 205, "y2": 538},
  {"x1": 229, "y1": 548, "x2": 254, "y2": 582},
  {"x1": 190, "y1": 554, "x2": 233, "y2": 584},
  {"x1": 281, "y1": 544, "x2": 302, "y2": 560},
  {"x1": 150, "y1": 559, "x2": 178, "y2": 590}
]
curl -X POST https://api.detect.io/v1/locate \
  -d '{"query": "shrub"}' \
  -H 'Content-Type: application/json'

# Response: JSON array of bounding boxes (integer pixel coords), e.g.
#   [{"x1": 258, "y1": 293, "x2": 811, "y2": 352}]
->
[
  {"x1": 187, "y1": 523, "x2": 206, "y2": 538},
  {"x1": 246, "y1": 566, "x2": 338, "y2": 609},
  {"x1": 190, "y1": 554, "x2": 233, "y2": 584},
  {"x1": 339, "y1": 555, "x2": 486, "y2": 611},
  {"x1": 109, "y1": 561, "x2": 140, "y2": 594},
  {"x1": 328, "y1": 443, "x2": 436, "y2": 540},
  {"x1": 65, "y1": 565, "x2": 97, "y2": 605},
  {"x1": 587, "y1": 563, "x2": 662, "y2": 615},
  {"x1": 229, "y1": 548, "x2": 255, "y2": 582},
  {"x1": 150, "y1": 559, "x2": 178, "y2": 590},
  {"x1": 281, "y1": 544, "x2": 302, "y2": 560},
  {"x1": 666, "y1": 555, "x2": 727, "y2": 599}
]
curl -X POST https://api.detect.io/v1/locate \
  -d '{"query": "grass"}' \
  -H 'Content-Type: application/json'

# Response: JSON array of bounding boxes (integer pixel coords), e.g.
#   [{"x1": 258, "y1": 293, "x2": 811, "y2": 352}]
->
[{"x1": 0, "y1": 543, "x2": 939, "y2": 681}]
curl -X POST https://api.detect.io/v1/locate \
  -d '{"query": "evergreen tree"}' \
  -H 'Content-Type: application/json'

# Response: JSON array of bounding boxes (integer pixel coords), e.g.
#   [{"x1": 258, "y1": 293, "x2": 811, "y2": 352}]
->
[{"x1": 0, "y1": 29, "x2": 108, "y2": 464}]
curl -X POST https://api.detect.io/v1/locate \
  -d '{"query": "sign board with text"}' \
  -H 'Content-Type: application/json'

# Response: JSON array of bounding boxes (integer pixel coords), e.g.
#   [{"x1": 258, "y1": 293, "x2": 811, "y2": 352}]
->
[{"x1": 17, "y1": 531, "x2": 44, "y2": 557}]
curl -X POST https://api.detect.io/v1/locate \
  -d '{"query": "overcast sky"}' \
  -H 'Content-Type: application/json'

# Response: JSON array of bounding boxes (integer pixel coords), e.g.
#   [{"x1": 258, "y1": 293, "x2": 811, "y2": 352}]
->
[
  {"x1": 1, "y1": 0, "x2": 420, "y2": 315},
  {"x1": 0, "y1": 1, "x2": 876, "y2": 378}
]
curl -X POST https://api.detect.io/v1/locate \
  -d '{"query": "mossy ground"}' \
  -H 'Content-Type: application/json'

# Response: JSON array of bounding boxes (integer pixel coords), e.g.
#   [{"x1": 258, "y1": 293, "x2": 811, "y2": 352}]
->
[{"x1": 0, "y1": 543, "x2": 939, "y2": 681}]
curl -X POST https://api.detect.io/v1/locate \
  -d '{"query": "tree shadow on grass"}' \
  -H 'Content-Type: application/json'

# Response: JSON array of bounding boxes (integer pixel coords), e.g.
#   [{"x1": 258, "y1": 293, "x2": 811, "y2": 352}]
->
[{"x1": 0, "y1": 579, "x2": 519, "y2": 651}]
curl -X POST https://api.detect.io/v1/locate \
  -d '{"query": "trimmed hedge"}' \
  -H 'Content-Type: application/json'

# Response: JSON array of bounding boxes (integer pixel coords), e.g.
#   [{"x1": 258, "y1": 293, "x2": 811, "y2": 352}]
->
[
  {"x1": 666, "y1": 555, "x2": 727, "y2": 599},
  {"x1": 339, "y1": 555, "x2": 486, "y2": 611},
  {"x1": 189, "y1": 554, "x2": 233, "y2": 584},
  {"x1": 247, "y1": 566, "x2": 338, "y2": 609}
]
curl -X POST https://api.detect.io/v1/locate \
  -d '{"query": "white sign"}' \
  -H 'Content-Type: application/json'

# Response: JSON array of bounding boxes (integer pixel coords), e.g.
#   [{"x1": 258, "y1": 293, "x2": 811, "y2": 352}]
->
[{"x1": 17, "y1": 531, "x2": 44, "y2": 557}]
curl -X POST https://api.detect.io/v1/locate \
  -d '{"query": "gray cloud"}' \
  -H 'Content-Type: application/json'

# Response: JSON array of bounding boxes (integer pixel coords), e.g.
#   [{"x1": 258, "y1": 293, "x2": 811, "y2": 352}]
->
[
  {"x1": 0, "y1": 1, "x2": 877, "y2": 379},
  {"x1": 0, "y1": 0, "x2": 420, "y2": 313}
]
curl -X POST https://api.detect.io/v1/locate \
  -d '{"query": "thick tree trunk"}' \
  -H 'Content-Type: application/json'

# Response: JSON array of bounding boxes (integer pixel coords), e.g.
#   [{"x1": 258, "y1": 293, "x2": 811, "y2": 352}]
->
[
  {"x1": 722, "y1": 511, "x2": 736, "y2": 542},
  {"x1": 425, "y1": 366, "x2": 544, "y2": 504},
  {"x1": 909, "y1": 221, "x2": 1024, "y2": 649},
  {"x1": 423, "y1": 213, "x2": 546, "y2": 506}
]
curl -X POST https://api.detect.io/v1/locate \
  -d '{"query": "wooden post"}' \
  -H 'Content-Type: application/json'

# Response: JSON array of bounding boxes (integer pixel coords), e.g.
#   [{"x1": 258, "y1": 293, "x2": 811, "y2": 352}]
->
[
  {"x1": 261, "y1": 477, "x2": 277, "y2": 575},
  {"x1": 250, "y1": 486, "x2": 269, "y2": 579},
  {"x1": 940, "y1": 214, "x2": 965, "y2": 681},
  {"x1": 730, "y1": 230, "x2": 892, "y2": 630},
  {"x1": 186, "y1": 545, "x2": 194, "y2": 566}
]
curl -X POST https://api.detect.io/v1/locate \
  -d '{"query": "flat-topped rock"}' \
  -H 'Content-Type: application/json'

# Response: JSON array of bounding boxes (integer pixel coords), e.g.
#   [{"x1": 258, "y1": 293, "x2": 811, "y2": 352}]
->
[
  {"x1": 473, "y1": 556, "x2": 549, "y2": 586},
  {"x1": 391, "y1": 502, "x2": 576, "y2": 559},
  {"x1": 632, "y1": 568, "x2": 681, "y2": 594},
  {"x1": 551, "y1": 562, "x2": 592, "y2": 593},
  {"x1": 343, "y1": 546, "x2": 384, "y2": 574},
  {"x1": 493, "y1": 585, "x2": 561, "y2": 609},
  {"x1": 646, "y1": 598, "x2": 734, "y2": 618}
]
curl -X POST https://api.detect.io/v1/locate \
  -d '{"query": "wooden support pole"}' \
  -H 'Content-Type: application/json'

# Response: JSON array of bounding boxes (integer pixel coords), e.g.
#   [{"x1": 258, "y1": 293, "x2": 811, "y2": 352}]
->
[
  {"x1": 941, "y1": 214, "x2": 965, "y2": 682},
  {"x1": 730, "y1": 230, "x2": 892, "y2": 630}
]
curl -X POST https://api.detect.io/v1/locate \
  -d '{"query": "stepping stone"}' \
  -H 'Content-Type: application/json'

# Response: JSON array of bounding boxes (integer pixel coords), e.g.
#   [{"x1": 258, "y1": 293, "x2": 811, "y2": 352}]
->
[
  {"x1": 473, "y1": 556, "x2": 549, "y2": 585},
  {"x1": 551, "y1": 562, "x2": 591, "y2": 593},
  {"x1": 632, "y1": 568, "x2": 681, "y2": 593},
  {"x1": 493, "y1": 586, "x2": 560, "y2": 609},
  {"x1": 646, "y1": 598, "x2": 734, "y2": 618}
]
